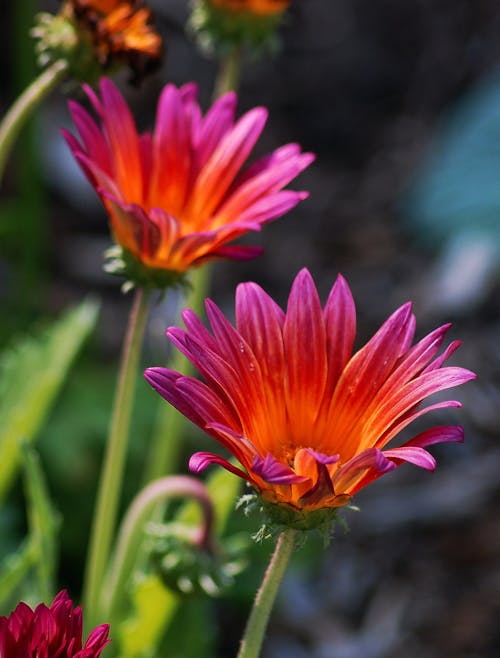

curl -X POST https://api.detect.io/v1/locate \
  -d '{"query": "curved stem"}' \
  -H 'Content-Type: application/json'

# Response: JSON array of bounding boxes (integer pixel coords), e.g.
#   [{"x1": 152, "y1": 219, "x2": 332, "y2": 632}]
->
[
  {"x1": 83, "y1": 286, "x2": 151, "y2": 628},
  {"x1": 238, "y1": 528, "x2": 297, "y2": 658},
  {"x1": 0, "y1": 59, "x2": 68, "y2": 184},
  {"x1": 104, "y1": 475, "x2": 214, "y2": 623}
]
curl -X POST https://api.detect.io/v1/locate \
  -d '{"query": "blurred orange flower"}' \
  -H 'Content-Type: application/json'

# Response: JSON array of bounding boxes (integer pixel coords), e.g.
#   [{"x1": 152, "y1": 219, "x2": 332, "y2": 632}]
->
[
  {"x1": 64, "y1": 78, "x2": 313, "y2": 286},
  {"x1": 209, "y1": 0, "x2": 291, "y2": 16},
  {"x1": 146, "y1": 269, "x2": 475, "y2": 515},
  {"x1": 67, "y1": 0, "x2": 162, "y2": 79}
]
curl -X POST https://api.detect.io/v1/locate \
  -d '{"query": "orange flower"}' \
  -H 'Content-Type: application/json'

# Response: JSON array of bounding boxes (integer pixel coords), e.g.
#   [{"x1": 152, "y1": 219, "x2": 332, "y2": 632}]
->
[
  {"x1": 67, "y1": 0, "x2": 162, "y2": 80},
  {"x1": 209, "y1": 0, "x2": 291, "y2": 17},
  {"x1": 146, "y1": 269, "x2": 475, "y2": 516},
  {"x1": 64, "y1": 78, "x2": 313, "y2": 286}
]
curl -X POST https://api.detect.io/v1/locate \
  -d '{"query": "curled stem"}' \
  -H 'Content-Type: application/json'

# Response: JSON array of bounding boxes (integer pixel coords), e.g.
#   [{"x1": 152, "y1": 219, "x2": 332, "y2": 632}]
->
[
  {"x1": 237, "y1": 528, "x2": 297, "y2": 658},
  {"x1": 104, "y1": 475, "x2": 214, "y2": 622},
  {"x1": 0, "y1": 59, "x2": 68, "y2": 184}
]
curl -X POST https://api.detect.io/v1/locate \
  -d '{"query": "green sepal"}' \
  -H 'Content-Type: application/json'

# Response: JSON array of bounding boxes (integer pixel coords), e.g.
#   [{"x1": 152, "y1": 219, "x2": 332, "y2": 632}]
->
[
  {"x1": 31, "y1": 12, "x2": 103, "y2": 84},
  {"x1": 238, "y1": 491, "x2": 355, "y2": 547},
  {"x1": 189, "y1": 0, "x2": 284, "y2": 56},
  {"x1": 104, "y1": 245, "x2": 189, "y2": 294}
]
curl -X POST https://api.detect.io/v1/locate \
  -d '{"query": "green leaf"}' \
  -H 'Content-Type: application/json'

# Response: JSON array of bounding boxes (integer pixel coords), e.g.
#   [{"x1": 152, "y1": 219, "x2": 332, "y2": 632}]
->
[
  {"x1": 119, "y1": 574, "x2": 179, "y2": 658},
  {"x1": 22, "y1": 443, "x2": 61, "y2": 601},
  {"x1": 0, "y1": 298, "x2": 99, "y2": 500},
  {"x1": 0, "y1": 540, "x2": 36, "y2": 609}
]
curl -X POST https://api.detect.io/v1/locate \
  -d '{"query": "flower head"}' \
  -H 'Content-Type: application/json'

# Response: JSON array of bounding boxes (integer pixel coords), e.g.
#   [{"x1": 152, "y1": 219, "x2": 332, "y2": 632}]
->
[
  {"x1": 64, "y1": 78, "x2": 313, "y2": 288},
  {"x1": 68, "y1": 0, "x2": 162, "y2": 79},
  {"x1": 190, "y1": 0, "x2": 292, "y2": 54},
  {"x1": 145, "y1": 269, "x2": 475, "y2": 517},
  {"x1": 0, "y1": 590, "x2": 110, "y2": 658},
  {"x1": 33, "y1": 1, "x2": 162, "y2": 84}
]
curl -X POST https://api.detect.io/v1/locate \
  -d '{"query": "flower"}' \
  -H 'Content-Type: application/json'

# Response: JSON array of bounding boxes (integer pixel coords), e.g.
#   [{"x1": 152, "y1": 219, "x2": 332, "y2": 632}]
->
[
  {"x1": 68, "y1": 0, "x2": 162, "y2": 74},
  {"x1": 145, "y1": 269, "x2": 475, "y2": 515},
  {"x1": 64, "y1": 78, "x2": 313, "y2": 288},
  {"x1": 208, "y1": 0, "x2": 291, "y2": 17},
  {"x1": 32, "y1": 1, "x2": 162, "y2": 84},
  {"x1": 190, "y1": 0, "x2": 292, "y2": 54},
  {"x1": 0, "y1": 590, "x2": 110, "y2": 658}
]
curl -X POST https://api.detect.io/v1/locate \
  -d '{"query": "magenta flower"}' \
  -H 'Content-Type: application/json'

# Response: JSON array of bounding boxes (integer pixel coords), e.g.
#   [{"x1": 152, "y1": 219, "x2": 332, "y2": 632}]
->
[
  {"x1": 64, "y1": 78, "x2": 314, "y2": 283},
  {"x1": 0, "y1": 590, "x2": 110, "y2": 658},
  {"x1": 145, "y1": 269, "x2": 476, "y2": 512}
]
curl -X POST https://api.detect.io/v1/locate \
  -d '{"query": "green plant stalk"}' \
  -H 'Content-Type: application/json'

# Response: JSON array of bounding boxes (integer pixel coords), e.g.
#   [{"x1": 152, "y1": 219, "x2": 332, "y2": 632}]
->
[
  {"x1": 83, "y1": 287, "x2": 151, "y2": 628},
  {"x1": 213, "y1": 45, "x2": 242, "y2": 97},
  {"x1": 0, "y1": 59, "x2": 68, "y2": 184},
  {"x1": 237, "y1": 528, "x2": 297, "y2": 658},
  {"x1": 105, "y1": 475, "x2": 214, "y2": 626}
]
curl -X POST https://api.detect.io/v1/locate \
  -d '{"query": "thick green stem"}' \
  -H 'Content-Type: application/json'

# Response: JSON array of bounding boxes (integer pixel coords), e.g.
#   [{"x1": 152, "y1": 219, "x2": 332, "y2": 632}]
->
[
  {"x1": 83, "y1": 287, "x2": 151, "y2": 628},
  {"x1": 238, "y1": 529, "x2": 297, "y2": 658},
  {"x1": 213, "y1": 46, "x2": 242, "y2": 98},
  {"x1": 104, "y1": 475, "x2": 214, "y2": 625},
  {"x1": 0, "y1": 59, "x2": 68, "y2": 184}
]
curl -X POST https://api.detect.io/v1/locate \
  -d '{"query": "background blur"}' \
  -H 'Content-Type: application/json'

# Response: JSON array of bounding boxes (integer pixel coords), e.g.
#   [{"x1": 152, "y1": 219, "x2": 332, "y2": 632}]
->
[{"x1": 1, "y1": 1, "x2": 500, "y2": 657}]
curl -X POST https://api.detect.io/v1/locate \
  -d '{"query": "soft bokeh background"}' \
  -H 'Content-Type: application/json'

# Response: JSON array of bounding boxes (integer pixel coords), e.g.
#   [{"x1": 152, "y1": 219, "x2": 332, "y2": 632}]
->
[{"x1": 1, "y1": 1, "x2": 500, "y2": 657}]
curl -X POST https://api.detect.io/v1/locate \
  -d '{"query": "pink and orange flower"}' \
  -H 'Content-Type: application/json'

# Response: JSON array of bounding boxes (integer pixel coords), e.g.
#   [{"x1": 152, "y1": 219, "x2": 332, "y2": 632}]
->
[
  {"x1": 145, "y1": 269, "x2": 475, "y2": 514},
  {"x1": 64, "y1": 78, "x2": 313, "y2": 286},
  {"x1": 0, "y1": 590, "x2": 110, "y2": 658}
]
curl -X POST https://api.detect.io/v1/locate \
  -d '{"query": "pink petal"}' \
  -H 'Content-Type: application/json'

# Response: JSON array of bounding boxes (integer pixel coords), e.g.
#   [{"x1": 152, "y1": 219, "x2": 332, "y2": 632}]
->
[
  {"x1": 187, "y1": 107, "x2": 268, "y2": 219},
  {"x1": 252, "y1": 453, "x2": 309, "y2": 484},
  {"x1": 284, "y1": 269, "x2": 328, "y2": 439},
  {"x1": 323, "y1": 273, "x2": 356, "y2": 398},
  {"x1": 382, "y1": 446, "x2": 436, "y2": 470},
  {"x1": 189, "y1": 451, "x2": 251, "y2": 481}
]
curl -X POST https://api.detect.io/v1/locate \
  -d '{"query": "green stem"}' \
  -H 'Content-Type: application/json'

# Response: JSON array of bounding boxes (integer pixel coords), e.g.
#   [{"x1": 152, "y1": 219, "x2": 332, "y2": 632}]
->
[
  {"x1": 213, "y1": 46, "x2": 242, "y2": 98},
  {"x1": 104, "y1": 475, "x2": 214, "y2": 625},
  {"x1": 0, "y1": 59, "x2": 68, "y2": 184},
  {"x1": 83, "y1": 286, "x2": 151, "y2": 628},
  {"x1": 237, "y1": 529, "x2": 297, "y2": 658}
]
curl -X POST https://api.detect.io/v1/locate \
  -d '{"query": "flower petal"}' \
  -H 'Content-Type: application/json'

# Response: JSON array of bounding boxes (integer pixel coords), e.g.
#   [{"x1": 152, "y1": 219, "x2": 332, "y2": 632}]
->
[{"x1": 189, "y1": 452, "x2": 251, "y2": 482}]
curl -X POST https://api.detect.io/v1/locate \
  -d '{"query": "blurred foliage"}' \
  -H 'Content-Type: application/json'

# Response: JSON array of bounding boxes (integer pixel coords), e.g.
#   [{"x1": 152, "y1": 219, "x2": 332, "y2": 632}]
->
[
  {"x1": 0, "y1": 445, "x2": 60, "y2": 611},
  {"x1": 22, "y1": 443, "x2": 60, "y2": 602},
  {"x1": 0, "y1": 298, "x2": 99, "y2": 501}
]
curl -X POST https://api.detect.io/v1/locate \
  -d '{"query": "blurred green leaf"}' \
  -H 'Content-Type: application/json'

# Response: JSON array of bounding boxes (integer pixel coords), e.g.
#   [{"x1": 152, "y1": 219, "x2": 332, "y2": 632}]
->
[
  {"x1": 22, "y1": 443, "x2": 61, "y2": 601},
  {"x1": 119, "y1": 574, "x2": 178, "y2": 658},
  {"x1": 0, "y1": 298, "x2": 99, "y2": 500},
  {"x1": 0, "y1": 540, "x2": 35, "y2": 609}
]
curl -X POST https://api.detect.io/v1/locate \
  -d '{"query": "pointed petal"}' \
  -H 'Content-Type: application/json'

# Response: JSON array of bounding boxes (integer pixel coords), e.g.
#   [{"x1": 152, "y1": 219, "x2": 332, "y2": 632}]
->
[
  {"x1": 284, "y1": 269, "x2": 328, "y2": 441},
  {"x1": 187, "y1": 107, "x2": 268, "y2": 220}
]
